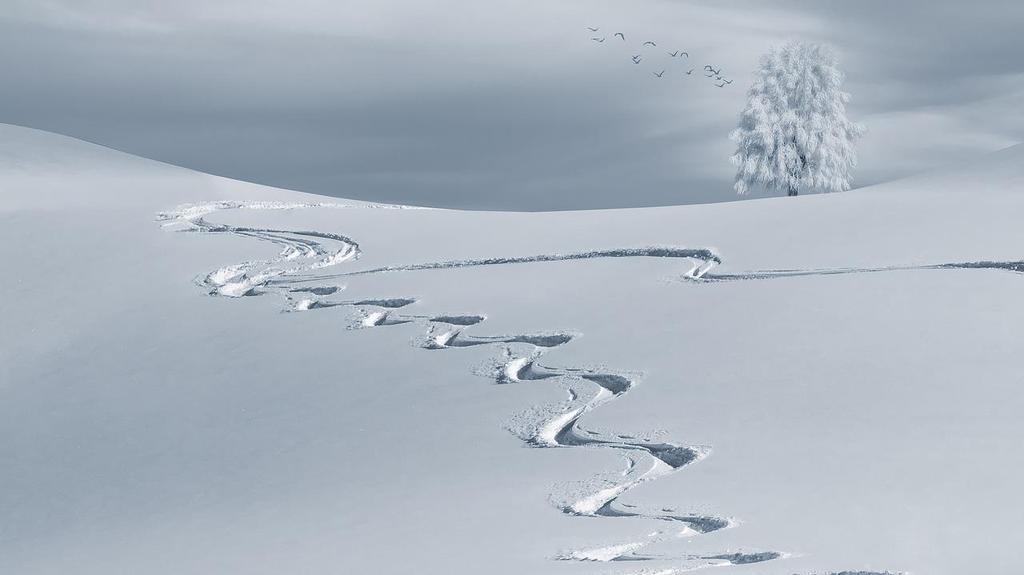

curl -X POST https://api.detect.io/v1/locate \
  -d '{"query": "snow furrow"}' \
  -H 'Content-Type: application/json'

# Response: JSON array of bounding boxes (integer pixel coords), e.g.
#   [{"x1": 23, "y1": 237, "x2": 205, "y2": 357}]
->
[
  {"x1": 291, "y1": 246, "x2": 722, "y2": 282},
  {"x1": 695, "y1": 259, "x2": 1024, "y2": 283}
]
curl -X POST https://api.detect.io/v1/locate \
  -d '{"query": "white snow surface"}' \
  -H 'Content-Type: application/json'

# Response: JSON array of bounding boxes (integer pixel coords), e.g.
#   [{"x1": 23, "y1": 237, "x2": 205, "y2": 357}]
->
[{"x1": 3, "y1": 122, "x2": 1024, "y2": 575}]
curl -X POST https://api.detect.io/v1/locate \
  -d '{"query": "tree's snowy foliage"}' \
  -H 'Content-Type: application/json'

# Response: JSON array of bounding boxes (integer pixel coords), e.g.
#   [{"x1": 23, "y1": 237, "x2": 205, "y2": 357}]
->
[{"x1": 730, "y1": 41, "x2": 865, "y2": 196}]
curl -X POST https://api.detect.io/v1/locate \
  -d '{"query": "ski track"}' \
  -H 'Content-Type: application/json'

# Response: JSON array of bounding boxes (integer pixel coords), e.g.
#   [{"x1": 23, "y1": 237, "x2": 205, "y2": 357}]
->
[
  {"x1": 157, "y1": 200, "x2": 922, "y2": 574},
  {"x1": 694, "y1": 260, "x2": 1024, "y2": 283}
]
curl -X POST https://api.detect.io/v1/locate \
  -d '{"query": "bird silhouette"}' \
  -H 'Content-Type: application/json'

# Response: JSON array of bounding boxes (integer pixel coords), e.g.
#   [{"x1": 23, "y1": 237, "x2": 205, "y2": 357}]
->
[
  {"x1": 632, "y1": 54, "x2": 642, "y2": 64},
  {"x1": 680, "y1": 51, "x2": 689, "y2": 58},
  {"x1": 715, "y1": 80, "x2": 726, "y2": 88},
  {"x1": 587, "y1": 26, "x2": 599, "y2": 32},
  {"x1": 643, "y1": 41, "x2": 657, "y2": 47},
  {"x1": 591, "y1": 37, "x2": 605, "y2": 42},
  {"x1": 720, "y1": 78, "x2": 733, "y2": 84},
  {"x1": 705, "y1": 65, "x2": 722, "y2": 75},
  {"x1": 653, "y1": 70, "x2": 665, "y2": 78},
  {"x1": 686, "y1": 69, "x2": 694, "y2": 75},
  {"x1": 668, "y1": 50, "x2": 679, "y2": 57},
  {"x1": 614, "y1": 32, "x2": 625, "y2": 41}
]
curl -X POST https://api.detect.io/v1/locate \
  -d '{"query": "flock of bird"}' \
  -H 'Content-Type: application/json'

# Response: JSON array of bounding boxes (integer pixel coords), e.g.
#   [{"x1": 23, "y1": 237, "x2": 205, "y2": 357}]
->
[{"x1": 586, "y1": 27, "x2": 733, "y2": 87}]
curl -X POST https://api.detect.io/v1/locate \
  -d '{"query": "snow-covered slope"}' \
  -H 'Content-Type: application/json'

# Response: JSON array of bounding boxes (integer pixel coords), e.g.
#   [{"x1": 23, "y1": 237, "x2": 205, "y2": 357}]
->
[{"x1": 3, "y1": 123, "x2": 1023, "y2": 575}]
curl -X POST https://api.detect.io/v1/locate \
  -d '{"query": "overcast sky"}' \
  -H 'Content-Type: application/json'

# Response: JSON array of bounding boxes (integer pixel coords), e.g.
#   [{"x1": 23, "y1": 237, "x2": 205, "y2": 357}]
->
[{"x1": 2, "y1": 0, "x2": 1023, "y2": 210}]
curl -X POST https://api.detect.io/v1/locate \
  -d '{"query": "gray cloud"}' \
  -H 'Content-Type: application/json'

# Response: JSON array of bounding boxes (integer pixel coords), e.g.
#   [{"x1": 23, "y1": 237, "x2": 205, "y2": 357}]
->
[{"x1": 1, "y1": 0, "x2": 1022, "y2": 209}]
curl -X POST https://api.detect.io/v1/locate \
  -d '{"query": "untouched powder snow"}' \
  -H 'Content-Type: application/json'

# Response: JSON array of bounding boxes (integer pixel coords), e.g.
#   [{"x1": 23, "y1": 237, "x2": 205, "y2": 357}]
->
[{"x1": 3, "y1": 122, "x2": 1024, "y2": 575}]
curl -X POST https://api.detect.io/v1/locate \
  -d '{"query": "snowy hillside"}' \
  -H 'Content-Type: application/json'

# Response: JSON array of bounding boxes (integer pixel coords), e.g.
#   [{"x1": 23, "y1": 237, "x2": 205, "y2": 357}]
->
[{"x1": 3, "y1": 122, "x2": 1023, "y2": 575}]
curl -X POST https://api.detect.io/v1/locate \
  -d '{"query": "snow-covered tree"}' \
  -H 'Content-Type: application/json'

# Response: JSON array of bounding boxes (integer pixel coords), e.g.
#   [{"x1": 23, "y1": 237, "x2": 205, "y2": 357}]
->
[{"x1": 730, "y1": 41, "x2": 864, "y2": 196}]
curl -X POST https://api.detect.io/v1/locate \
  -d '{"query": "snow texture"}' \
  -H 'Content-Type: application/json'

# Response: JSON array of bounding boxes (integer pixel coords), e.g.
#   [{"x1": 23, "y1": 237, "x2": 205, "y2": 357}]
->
[{"x1": 3, "y1": 123, "x2": 1023, "y2": 575}]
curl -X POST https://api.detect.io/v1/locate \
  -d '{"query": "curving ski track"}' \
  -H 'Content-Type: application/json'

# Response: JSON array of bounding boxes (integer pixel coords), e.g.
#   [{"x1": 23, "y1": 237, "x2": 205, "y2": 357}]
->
[{"x1": 158, "y1": 200, "x2": 912, "y2": 575}]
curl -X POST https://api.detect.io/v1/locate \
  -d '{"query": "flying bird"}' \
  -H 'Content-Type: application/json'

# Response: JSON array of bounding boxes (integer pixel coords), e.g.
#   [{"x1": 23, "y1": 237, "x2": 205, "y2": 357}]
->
[
  {"x1": 643, "y1": 41, "x2": 657, "y2": 47},
  {"x1": 680, "y1": 51, "x2": 689, "y2": 58},
  {"x1": 653, "y1": 70, "x2": 665, "y2": 78},
  {"x1": 720, "y1": 78, "x2": 733, "y2": 84},
  {"x1": 587, "y1": 26, "x2": 599, "y2": 32},
  {"x1": 668, "y1": 50, "x2": 679, "y2": 57},
  {"x1": 685, "y1": 69, "x2": 694, "y2": 75},
  {"x1": 705, "y1": 65, "x2": 722, "y2": 75},
  {"x1": 614, "y1": 32, "x2": 625, "y2": 41},
  {"x1": 591, "y1": 37, "x2": 605, "y2": 42},
  {"x1": 715, "y1": 80, "x2": 727, "y2": 88},
  {"x1": 632, "y1": 54, "x2": 642, "y2": 64}
]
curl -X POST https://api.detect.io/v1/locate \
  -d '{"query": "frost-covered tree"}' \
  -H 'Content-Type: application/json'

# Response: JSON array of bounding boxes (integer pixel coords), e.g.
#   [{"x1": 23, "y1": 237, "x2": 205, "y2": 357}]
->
[{"x1": 730, "y1": 41, "x2": 864, "y2": 196}]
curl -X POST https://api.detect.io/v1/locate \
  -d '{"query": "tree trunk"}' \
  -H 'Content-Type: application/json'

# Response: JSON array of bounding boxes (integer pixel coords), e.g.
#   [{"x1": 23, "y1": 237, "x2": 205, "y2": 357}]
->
[{"x1": 787, "y1": 186, "x2": 798, "y2": 196}]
